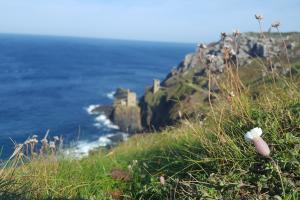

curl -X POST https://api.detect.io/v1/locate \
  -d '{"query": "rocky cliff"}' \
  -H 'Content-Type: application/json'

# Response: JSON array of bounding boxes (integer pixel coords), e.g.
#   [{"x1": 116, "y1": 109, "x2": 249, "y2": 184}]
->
[
  {"x1": 92, "y1": 32, "x2": 300, "y2": 133},
  {"x1": 112, "y1": 104, "x2": 142, "y2": 133},
  {"x1": 139, "y1": 32, "x2": 300, "y2": 130}
]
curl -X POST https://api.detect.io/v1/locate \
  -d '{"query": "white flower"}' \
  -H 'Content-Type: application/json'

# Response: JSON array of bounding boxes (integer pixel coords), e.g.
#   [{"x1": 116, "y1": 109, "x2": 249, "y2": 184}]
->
[
  {"x1": 245, "y1": 127, "x2": 263, "y2": 142},
  {"x1": 245, "y1": 127, "x2": 270, "y2": 157}
]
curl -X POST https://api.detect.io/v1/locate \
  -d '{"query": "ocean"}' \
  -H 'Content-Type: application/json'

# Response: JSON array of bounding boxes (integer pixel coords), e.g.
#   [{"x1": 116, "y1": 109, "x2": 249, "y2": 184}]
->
[{"x1": 0, "y1": 34, "x2": 194, "y2": 159}]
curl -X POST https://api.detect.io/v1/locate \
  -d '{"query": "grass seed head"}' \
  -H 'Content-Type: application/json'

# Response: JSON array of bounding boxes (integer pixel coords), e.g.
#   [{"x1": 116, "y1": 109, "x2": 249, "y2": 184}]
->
[
  {"x1": 271, "y1": 21, "x2": 280, "y2": 28},
  {"x1": 255, "y1": 14, "x2": 263, "y2": 21},
  {"x1": 233, "y1": 29, "x2": 241, "y2": 37}
]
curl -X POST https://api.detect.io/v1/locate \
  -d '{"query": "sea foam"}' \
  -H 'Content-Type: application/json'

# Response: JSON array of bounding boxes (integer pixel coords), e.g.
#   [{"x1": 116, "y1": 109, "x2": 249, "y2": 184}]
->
[
  {"x1": 64, "y1": 133, "x2": 128, "y2": 158},
  {"x1": 94, "y1": 114, "x2": 119, "y2": 129},
  {"x1": 85, "y1": 104, "x2": 101, "y2": 115},
  {"x1": 106, "y1": 91, "x2": 116, "y2": 100}
]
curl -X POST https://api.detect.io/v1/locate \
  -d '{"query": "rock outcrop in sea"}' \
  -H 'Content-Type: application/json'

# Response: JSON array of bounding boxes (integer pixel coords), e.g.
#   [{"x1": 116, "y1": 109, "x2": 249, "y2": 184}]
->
[{"x1": 92, "y1": 88, "x2": 142, "y2": 133}]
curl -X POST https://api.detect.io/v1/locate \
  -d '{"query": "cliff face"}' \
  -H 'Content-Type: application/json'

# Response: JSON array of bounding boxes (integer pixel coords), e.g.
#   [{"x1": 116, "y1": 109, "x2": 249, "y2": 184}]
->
[{"x1": 139, "y1": 32, "x2": 300, "y2": 130}]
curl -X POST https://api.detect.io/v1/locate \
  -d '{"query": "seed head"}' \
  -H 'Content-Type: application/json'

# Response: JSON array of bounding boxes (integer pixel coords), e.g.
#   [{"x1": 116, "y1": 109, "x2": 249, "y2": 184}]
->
[
  {"x1": 53, "y1": 136, "x2": 59, "y2": 141},
  {"x1": 32, "y1": 138, "x2": 38, "y2": 144},
  {"x1": 160, "y1": 176, "x2": 166, "y2": 185},
  {"x1": 49, "y1": 141, "x2": 56, "y2": 149},
  {"x1": 41, "y1": 138, "x2": 48, "y2": 143},
  {"x1": 255, "y1": 14, "x2": 263, "y2": 21},
  {"x1": 233, "y1": 29, "x2": 241, "y2": 37},
  {"x1": 271, "y1": 21, "x2": 280, "y2": 28},
  {"x1": 221, "y1": 32, "x2": 227, "y2": 40}
]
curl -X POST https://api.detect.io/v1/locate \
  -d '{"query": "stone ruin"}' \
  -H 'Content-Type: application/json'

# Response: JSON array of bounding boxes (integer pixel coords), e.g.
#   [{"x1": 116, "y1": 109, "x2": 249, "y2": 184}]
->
[
  {"x1": 114, "y1": 89, "x2": 137, "y2": 107},
  {"x1": 152, "y1": 79, "x2": 160, "y2": 94},
  {"x1": 126, "y1": 91, "x2": 137, "y2": 107}
]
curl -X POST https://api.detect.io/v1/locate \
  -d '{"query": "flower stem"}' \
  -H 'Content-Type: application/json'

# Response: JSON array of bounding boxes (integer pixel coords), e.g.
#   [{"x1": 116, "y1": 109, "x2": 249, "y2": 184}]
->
[{"x1": 270, "y1": 157, "x2": 285, "y2": 197}]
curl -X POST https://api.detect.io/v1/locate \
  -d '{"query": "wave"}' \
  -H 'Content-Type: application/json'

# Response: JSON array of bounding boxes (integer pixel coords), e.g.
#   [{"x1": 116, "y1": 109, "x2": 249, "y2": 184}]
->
[
  {"x1": 85, "y1": 104, "x2": 101, "y2": 115},
  {"x1": 64, "y1": 133, "x2": 128, "y2": 158},
  {"x1": 94, "y1": 114, "x2": 119, "y2": 130},
  {"x1": 85, "y1": 105, "x2": 118, "y2": 130},
  {"x1": 106, "y1": 91, "x2": 115, "y2": 100}
]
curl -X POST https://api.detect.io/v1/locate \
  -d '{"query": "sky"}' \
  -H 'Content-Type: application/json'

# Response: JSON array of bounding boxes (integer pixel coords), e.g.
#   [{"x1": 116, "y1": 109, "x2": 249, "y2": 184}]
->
[{"x1": 0, "y1": 0, "x2": 299, "y2": 43}]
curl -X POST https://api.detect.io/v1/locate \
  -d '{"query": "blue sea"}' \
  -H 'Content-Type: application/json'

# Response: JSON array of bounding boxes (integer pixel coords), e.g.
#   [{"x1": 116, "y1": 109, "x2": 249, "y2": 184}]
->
[{"x1": 0, "y1": 34, "x2": 194, "y2": 158}]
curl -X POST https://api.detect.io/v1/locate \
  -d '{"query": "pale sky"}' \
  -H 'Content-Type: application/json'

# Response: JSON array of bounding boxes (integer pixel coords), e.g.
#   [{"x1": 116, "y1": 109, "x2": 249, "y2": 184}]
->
[{"x1": 0, "y1": 0, "x2": 299, "y2": 43}]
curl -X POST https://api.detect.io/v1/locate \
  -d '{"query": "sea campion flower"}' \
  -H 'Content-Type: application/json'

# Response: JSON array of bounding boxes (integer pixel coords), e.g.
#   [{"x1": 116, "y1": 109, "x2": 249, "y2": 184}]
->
[{"x1": 245, "y1": 127, "x2": 270, "y2": 157}]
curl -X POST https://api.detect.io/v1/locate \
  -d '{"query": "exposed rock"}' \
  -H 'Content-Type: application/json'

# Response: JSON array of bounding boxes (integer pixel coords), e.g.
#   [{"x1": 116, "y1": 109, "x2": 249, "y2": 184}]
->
[
  {"x1": 112, "y1": 105, "x2": 142, "y2": 133},
  {"x1": 107, "y1": 133, "x2": 126, "y2": 144},
  {"x1": 114, "y1": 88, "x2": 129, "y2": 100}
]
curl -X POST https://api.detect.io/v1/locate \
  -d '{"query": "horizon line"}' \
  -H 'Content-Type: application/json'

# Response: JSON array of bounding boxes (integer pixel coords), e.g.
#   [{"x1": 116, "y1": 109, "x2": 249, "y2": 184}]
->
[{"x1": 0, "y1": 31, "x2": 197, "y2": 45}]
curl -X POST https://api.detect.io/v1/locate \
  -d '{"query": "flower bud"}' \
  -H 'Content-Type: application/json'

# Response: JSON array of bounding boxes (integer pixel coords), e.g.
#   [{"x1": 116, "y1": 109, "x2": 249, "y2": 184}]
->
[{"x1": 252, "y1": 137, "x2": 270, "y2": 157}]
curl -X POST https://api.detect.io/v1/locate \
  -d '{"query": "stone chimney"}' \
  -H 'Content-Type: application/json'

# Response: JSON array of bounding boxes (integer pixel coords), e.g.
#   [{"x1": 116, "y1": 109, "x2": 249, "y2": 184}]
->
[
  {"x1": 126, "y1": 91, "x2": 137, "y2": 107},
  {"x1": 153, "y1": 79, "x2": 160, "y2": 94}
]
